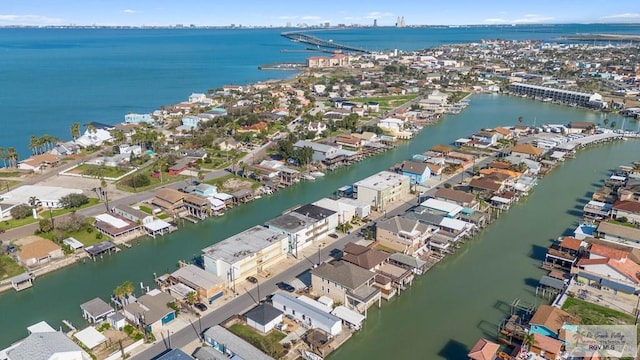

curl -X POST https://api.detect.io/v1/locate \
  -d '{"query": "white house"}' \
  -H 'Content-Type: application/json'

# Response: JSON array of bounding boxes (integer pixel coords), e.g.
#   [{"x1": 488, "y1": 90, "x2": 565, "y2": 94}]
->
[
  {"x1": 307, "y1": 122, "x2": 327, "y2": 136},
  {"x1": 244, "y1": 303, "x2": 283, "y2": 333},
  {"x1": 75, "y1": 128, "x2": 113, "y2": 148},
  {"x1": 313, "y1": 198, "x2": 357, "y2": 224},
  {"x1": 0, "y1": 185, "x2": 84, "y2": 219},
  {"x1": 353, "y1": 171, "x2": 410, "y2": 211},
  {"x1": 202, "y1": 226, "x2": 288, "y2": 284},
  {"x1": 271, "y1": 293, "x2": 342, "y2": 336},
  {"x1": 188, "y1": 93, "x2": 207, "y2": 103},
  {"x1": 337, "y1": 198, "x2": 371, "y2": 219},
  {"x1": 378, "y1": 117, "x2": 405, "y2": 133},
  {"x1": 266, "y1": 204, "x2": 338, "y2": 255}
]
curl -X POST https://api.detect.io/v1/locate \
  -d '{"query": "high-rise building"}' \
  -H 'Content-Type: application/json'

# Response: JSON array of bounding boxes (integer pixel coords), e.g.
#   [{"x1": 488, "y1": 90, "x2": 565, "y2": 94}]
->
[
  {"x1": 373, "y1": 19, "x2": 377, "y2": 27},
  {"x1": 286, "y1": 21, "x2": 291, "y2": 28},
  {"x1": 396, "y1": 16, "x2": 406, "y2": 27}
]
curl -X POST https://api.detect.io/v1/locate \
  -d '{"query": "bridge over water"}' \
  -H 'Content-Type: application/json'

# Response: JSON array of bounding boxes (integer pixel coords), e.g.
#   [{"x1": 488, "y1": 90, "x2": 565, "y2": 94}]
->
[{"x1": 281, "y1": 31, "x2": 371, "y2": 54}]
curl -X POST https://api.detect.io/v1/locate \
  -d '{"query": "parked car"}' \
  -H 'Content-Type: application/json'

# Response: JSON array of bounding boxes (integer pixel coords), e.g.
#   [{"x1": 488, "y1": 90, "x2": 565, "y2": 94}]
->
[
  {"x1": 246, "y1": 276, "x2": 258, "y2": 284},
  {"x1": 7, "y1": 245, "x2": 17, "y2": 253},
  {"x1": 328, "y1": 233, "x2": 338, "y2": 239},
  {"x1": 276, "y1": 282, "x2": 295, "y2": 292},
  {"x1": 194, "y1": 302, "x2": 208, "y2": 312},
  {"x1": 0, "y1": 229, "x2": 5, "y2": 234}
]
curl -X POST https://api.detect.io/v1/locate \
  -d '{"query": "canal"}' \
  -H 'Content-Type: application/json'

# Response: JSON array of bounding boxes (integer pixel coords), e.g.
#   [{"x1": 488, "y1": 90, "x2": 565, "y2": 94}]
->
[{"x1": 0, "y1": 95, "x2": 637, "y2": 349}]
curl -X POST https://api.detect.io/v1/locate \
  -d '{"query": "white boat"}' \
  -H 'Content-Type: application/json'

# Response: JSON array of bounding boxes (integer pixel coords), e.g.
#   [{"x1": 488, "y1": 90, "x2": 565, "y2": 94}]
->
[
  {"x1": 302, "y1": 174, "x2": 315, "y2": 181},
  {"x1": 303, "y1": 350, "x2": 324, "y2": 360},
  {"x1": 310, "y1": 171, "x2": 325, "y2": 177}
]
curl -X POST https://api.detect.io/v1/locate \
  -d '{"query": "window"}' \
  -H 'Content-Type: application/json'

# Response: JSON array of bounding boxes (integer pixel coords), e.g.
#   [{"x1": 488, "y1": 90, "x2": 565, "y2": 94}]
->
[
  {"x1": 283, "y1": 305, "x2": 286, "y2": 311},
  {"x1": 302, "y1": 315, "x2": 306, "y2": 320},
  {"x1": 292, "y1": 310, "x2": 296, "y2": 316}
]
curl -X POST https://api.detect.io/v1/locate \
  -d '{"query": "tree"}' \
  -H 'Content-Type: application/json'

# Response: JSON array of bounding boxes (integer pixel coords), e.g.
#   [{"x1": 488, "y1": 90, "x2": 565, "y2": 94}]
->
[
  {"x1": 59, "y1": 193, "x2": 89, "y2": 209},
  {"x1": 7, "y1": 147, "x2": 18, "y2": 168},
  {"x1": 10, "y1": 204, "x2": 32, "y2": 219},
  {"x1": 29, "y1": 135, "x2": 38, "y2": 155},
  {"x1": 518, "y1": 116, "x2": 524, "y2": 124},
  {"x1": 186, "y1": 291, "x2": 198, "y2": 308},
  {"x1": 197, "y1": 171, "x2": 205, "y2": 183},
  {"x1": 100, "y1": 178, "x2": 110, "y2": 211},
  {"x1": 603, "y1": 118, "x2": 609, "y2": 127},
  {"x1": 71, "y1": 122, "x2": 81, "y2": 140},
  {"x1": 610, "y1": 121, "x2": 617, "y2": 129},
  {"x1": 122, "y1": 173, "x2": 151, "y2": 189},
  {"x1": 39, "y1": 218, "x2": 53, "y2": 233},
  {"x1": 294, "y1": 146, "x2": 314, "y2": 166},
  {"x1": 0, "y1": 147, "x2": 7, "y2": 168},
  {"x1": 28, "y1": 196, "x2": 41, "y2": 219}
]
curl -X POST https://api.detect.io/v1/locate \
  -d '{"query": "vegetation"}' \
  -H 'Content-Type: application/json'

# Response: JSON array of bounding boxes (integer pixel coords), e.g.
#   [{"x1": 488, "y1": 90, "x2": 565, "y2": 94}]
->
[
  {"x1": 75, "y1": 164, "x2": 132, "y2": 179},
  {"x1": 139, "y1": 206, "x2": 153, "y2": 214},
  {"x1": 10, "y1": 204, "x2": 32, "y2": 220},
  {"x1": 447, "y1": 91, "x2": 470, "y2": 104},
  {"x1": 228, "y1": 323, "x2": 286, "y2": 358},
  {"x1": 0, "y1": 255, "x2": 25, "y2": 280},
  {"x1": 348, "y1": 94, "x2": 418, "y2": 111},
  {"x1": 120, "y1": 173, "x2": 151, "y2": 189},
  {"x1": 562, "y1": 297, "x2": 635, "y2": 325},
  {"x1": 59, "y1": 193, "x2": 90, "y2": 209}
]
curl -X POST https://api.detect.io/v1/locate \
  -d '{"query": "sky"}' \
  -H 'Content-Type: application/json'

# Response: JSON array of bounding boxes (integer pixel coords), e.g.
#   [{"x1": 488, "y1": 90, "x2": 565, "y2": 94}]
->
[{"x1": 1, "y1": 0, "x2": 640, "y2": 27}]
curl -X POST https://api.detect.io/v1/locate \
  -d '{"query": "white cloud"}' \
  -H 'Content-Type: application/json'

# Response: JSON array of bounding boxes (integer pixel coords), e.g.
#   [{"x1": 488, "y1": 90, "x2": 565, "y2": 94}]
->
[
  {"x1": 601, "y1": 13, "x2": 640, "y2": 20},
  {"x1": 0, "y1": 14, "x2": 64, "y2": 25},
  {"x1": 122, "y1": 9, "x2": 136, "y2": 14},
  {"x1": 365, "y1": 11, "x2": 393, "y2": 19},
  {"x1": 343, "y1": 16, "x2": 361, "y2": 21}
]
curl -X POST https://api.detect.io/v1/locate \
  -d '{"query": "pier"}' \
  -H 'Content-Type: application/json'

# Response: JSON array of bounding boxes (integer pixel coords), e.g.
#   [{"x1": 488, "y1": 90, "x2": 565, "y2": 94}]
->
[{"x1": 281, "y1": 31, "x2": 371, "y2": 54}]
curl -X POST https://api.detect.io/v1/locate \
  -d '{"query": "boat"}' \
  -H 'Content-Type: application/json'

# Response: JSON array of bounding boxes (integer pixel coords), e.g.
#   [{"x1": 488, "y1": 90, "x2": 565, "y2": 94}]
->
[
  {"x1": 302, "y1": 174, "x2": 315, "y2": 181},
  {"x1": 302, "y1": 350, "x2": 324, "y2": 360},
  {"x1": 310, "y1": 171, "x2": 325, "y2": 177}
]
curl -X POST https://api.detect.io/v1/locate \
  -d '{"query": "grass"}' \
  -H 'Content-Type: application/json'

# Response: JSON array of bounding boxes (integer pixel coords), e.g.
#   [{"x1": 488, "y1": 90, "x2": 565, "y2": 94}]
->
[
  {"x1": 373, "y1": 243, "x2": 399, "y2": 254},
  {"x1": 116, "y1": 166, "x2": 188, "y2": 193},
  {"x1": 0, "y1": 255, "x2": 25, "y2": 280},
  {"x1": 0, "y1": 171, "x2": 22, "y2": 177},
  {"x1": 39, "y1": 219, "x2": 103, "y2": 247},
  {"x1": 200, "y1": 150, "x2": 247, "y2": 170},
  {"x1": 205, "y1": 174, "x2": 258, "y2": 193},
  {"x1": 74, "y1": 164, "x2": 133, "y2": 178},
  {"x1": 447, "y1": 91, "x2": 470, "y2": 104},
  {"x1": 562, "y1": 297, "x2": 635, "y2": 325},
  {"x1": 608, "y1": 219, "x2": 638, "y2": 228},
  {"x1": 0, "y1": 216, "x2": 39, "y2": 231},
  {"x1": 49, "y1": 198, "x2": 100, "y2": 217},
  {"x1": 228, "y1": 323, "x2": 286, "y2": 358},
  {"x1": 348, "y1": 94, "x2": 419, "y2": 111},
  {"x1": 157, "y1": 213, "x2": 169, "y2": 220},
  {"x1": 139, "y1": 206, "x2": 153, "y2": 215},
  {"x1": 0, "y1": 180, "x2": 20, "y2": 192},
  {"x1": 0, "y1": 200, "x2": 100, "y2": 231}
]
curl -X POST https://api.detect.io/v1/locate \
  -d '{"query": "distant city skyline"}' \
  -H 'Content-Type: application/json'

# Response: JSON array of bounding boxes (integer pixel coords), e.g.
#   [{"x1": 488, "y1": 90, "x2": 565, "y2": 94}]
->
[{"x1": 1, "y1": 0, "x2": 640, "y2": 27}]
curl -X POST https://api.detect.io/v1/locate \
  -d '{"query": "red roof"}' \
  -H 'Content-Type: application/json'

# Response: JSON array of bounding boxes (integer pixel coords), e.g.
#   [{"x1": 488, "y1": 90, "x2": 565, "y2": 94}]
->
[
  {"x1": 613, "y1": 200, "x2": 640, "y2": 213},
  {"x1": 532, "y1": 334, "x2": 562, "y2": 355},
  {"x1": 559, "y1": 237, "x2": 582, "y2": 251},
  {"x1": 589, "y1": 243, "x2": 628, "y2": 260},
  {"x1": 468, "y1": 338, "x2": 500, "y2": 360}
]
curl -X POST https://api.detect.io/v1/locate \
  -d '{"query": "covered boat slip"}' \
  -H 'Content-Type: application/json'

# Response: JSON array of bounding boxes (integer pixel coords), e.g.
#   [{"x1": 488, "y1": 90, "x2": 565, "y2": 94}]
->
[
  {"x1": 143, "y1": 219, "x2": 174, "y2": 238},
  {"x1": 331, "y1": 305, "x2": 365, "y2": 330}
]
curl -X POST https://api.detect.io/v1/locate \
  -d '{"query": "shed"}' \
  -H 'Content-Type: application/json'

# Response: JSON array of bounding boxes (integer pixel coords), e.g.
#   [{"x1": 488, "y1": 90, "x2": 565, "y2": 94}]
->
[
  {"x1": 63, "y1": 237, "x2": 84, "y2": 251},
  {"x1": 80, "y1": 297, "x2": 115, "y2": 323},
  {"x1": 244, "y1": 303, "x2": 283, "y2": 333},
  {"x1": 74, "y1": 326, "x2": 107, "y2": 349},
  {"x1": 108, "y1": 312, "x2": 126, "y2": 330}
]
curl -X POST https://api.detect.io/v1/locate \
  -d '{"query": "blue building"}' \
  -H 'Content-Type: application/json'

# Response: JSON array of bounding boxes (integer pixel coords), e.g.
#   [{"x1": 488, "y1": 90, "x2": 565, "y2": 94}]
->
[
  {"x1": 400, "y1": 160, "x2": 431, "y2": 185},
  {"x1": 124, "y1": 113, "x2": 154, "y2": 124},
  {"x1": 207, "y1": 107, "x2": 228, "y2": 116},
  {"x1": 181, "y1": 116, "x2": 201, "y2": 129}
]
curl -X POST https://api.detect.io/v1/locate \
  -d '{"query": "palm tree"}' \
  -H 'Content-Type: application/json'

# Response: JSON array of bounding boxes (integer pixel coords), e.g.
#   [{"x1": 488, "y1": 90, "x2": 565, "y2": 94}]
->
[
  {"x1": 86, "y1": 124, "x2": 96, "y2": 134},
  {"x1": 610, "y1": 121, "x2": 617, "y2": 129},
  {"x1": 7, "y1": 148, "x2": 18, "y2": 168},
  {"x1": 518, "y1": 116, "x2": 524, "y2": 125},
  {"x1": 197, "y1": 171, "x2": 205, "y2": 183},
  {"x1": 522, "y1": 333, "x2": 536, "y2": 351},
  {"x1": 28, "y1": 196, "x2": 41, "y2": 219},
  {"x1": 185, "y1": 291, "x2": 198, "y2": 308},
  {"x1": 603, "y1": 118, "x2": 609, "y2": 127},
  {"x1": 29, "y1": 135, "x2": 38, "y2": 155},
  {"x1": 71, "y1": 122, "x2": 81, "y2": 140},
  {"x1": 156, "y1": 157, "x2": 167, "y2": 184}
]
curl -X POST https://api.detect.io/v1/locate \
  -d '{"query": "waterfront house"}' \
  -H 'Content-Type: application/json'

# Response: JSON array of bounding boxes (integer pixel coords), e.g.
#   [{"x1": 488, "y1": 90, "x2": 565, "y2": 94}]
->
[
  {"x1": 468, "y1": 177, "x2": 504, "y2": 194},
  {"x1": 388, "y1": 252, "x2": 428, "y2": 275},
  {"x1": 471, "y1": 131, "x2": 498, "y2": 147},
  {"x1": 433, "y1": 188, "x2": 478, "y2": 209},
  {"x1": 420, "y1": 198, "x2": 464, "y2": 218},
  {"x1": 183, "y1": 193, "x2": 210, "y2": 220},
  {"x1": 510, "y1": 143, "x2": 545, "y2": 159},
  {"x1": 18, "y1": 153, "x2": 61, "y2": 172},
  {"x1": 399, "y1": 160, "x2": 431, "y2": 185},
  {"x1": 529, "y1": 305, "x2": 577, "y2": 339},
  {"x1": 335, "y1": 134, "x2": 362, "y2": 149},
  {"x1": 311, "y1": 260, "x2": 381, "y2": 315},
  {"x1": 16, "y1": 236, "x2": 63, "y2": 267},
  {"x1": 5, "y1": 329, "x2": 91, "y2": 360},
  {"x1": 169, "y1": 264, "x2": 226, "y2": 304},
  {"x1": 203, "y1": 325, "x2": 274, "y2": 360},
  {"x1": 568, "y1": 121, "x2": 595, "y2": 134},
  {"x1": 94, "y1": 213, "x2": 140, "y2": 239},
  {"x1": 271, "y1": 293, "x2": 342, "y2": 336},
  {"x1": 403, "y1": 209, "x2": 471, "y2": 245},
  {"x1": 313, "y1": 197, "x2": 357, "y2": 224},
  {"x1": 266, "y1": 206, "x2": 338, "y2": 255},
  {"x1": 618, "y1": 181, "x2": 640, "y2": 202},
  {"x1": 202, "y1": 226, "x2": 288, "y2": 285},
  {"x1": 544, "y1": 237, "x2": 584, "y2": 269},
  {"x1": 183, "y1": 183, "x2": 217, "y2": 197},
  {"x1": 467, "y1": 338, "x2": 500, "y2": 360},
  {"x1": 353, "y1": 171, "x2": 410, "y2": 211},
  {"x1": 574, "y1": 256, "x2": 640, "y2": 299},
  {"x1": 188, "y1": 93, "x2": 206, "y2": 103},
  {"x1": 376, "y1": 215, "x2": 433, "y2": 255},
  {"x1": 51, "y1": 141, "x2": 81, "y2": 156},
  {"x1": 337, "y1": 197, "x2": 371, "y2": 219},
  {"x1": 529, "y1": 334, "x2": 563, "y2": 360},
  {"x1": 124, "y1": 113, "x2": 154, "y2": 124},
  {"x1": 582, "y1": 200, "x2": 612, "y2": 221},
  {"x1": 113, "y1": 205, "x2": 154, "y2": 225},
  {"x1": 293, "y1": 140, "x2": 339, "y2": 163},
  {"x1": 123, "y1": 289, "x2": 176, "y2": 333},
  {"x1": 611, "y1": 200, "x2": 640, "y2": 224},
  {"x1": 341, "y1": 242, "x2": 389, "y2": 271},
  {"x1": 152, "y1": 188, "x2": 185, "y2": 214},
  {"x1": 80, "y1": 297, "x2": 115, "y2": 324},
  {"x1": 244, "y1": 303, "x2": 283, "y2": 334},
  {"x1": 75, "y1": 128, "x2": 113, "y2": 148},
  {"x1": 596, "y1": 221, "x2": 640, "y2": 249}
]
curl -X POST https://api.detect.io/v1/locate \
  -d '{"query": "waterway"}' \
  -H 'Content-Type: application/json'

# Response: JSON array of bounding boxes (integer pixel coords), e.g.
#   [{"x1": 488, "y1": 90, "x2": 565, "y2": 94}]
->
[{"x1": 0, "y1": 95, "x2": 637, "y2": 348}]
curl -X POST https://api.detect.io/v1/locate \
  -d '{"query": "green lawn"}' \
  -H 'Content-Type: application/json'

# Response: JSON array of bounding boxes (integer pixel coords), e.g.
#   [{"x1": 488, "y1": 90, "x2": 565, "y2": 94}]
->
[
  {"x1": 139, "y1": 206, "x2": 153, "y2": 214},
  {"x1": 74, "y1": 164, "x2": 133, "y2": 178},
  {"x1": 0, "y1": 199, "x2": 100, "y2": 231},
  {"x1": 0, "y1": 216, "x2": 39, "y2": 231},
  {"x1": 0, "y1": 171, "x2": 22, "y2": 177},
  {"x1": 157, "y1": 213, "x2": 169, "y2": 220},
  {"x1": 562, "y1": 297, "x2": 635, "y2": 325},
  {"x1": 200, "y1": 150, "x2": 247, "y2": 170},
  {"x1": 116, "y1": 166, "x2": 188, "y2": 193},
  {"x1": 0, "y1": 255, "x2": 25, "y2": 280},
  {"x1": 348, "y1": 94, "x2": 419, "y2": 111},
  {"x1": 228, "y1": 323, "x2": 286, "y2": 358},
  {"x1": 50, "y1": 198, "x2": 100, "y2": 217},
  {"x1": 608, "y1": 219, "x2": 637, "y2": 228},
  {"x1": 447, "y1": 91, "x2": 470, "y2": 104},
  {"x1": 39, "y1": 219, "x2": 103, "y2": 247},
  {"x1": 0, "y1": 180, "x2": 20, "y2": 192}
]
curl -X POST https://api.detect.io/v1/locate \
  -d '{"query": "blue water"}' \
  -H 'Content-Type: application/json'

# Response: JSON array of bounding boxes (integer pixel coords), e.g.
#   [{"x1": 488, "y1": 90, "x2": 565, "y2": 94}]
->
[{"x1": 1, "y1": 24, "x2": 639, "y2": 156}]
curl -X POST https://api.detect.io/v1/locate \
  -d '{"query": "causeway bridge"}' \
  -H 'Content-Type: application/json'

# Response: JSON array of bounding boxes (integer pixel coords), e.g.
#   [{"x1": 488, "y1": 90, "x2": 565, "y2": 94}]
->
[{"x1": 281, "y1": 31, "x2": 371, "y2": 54}]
